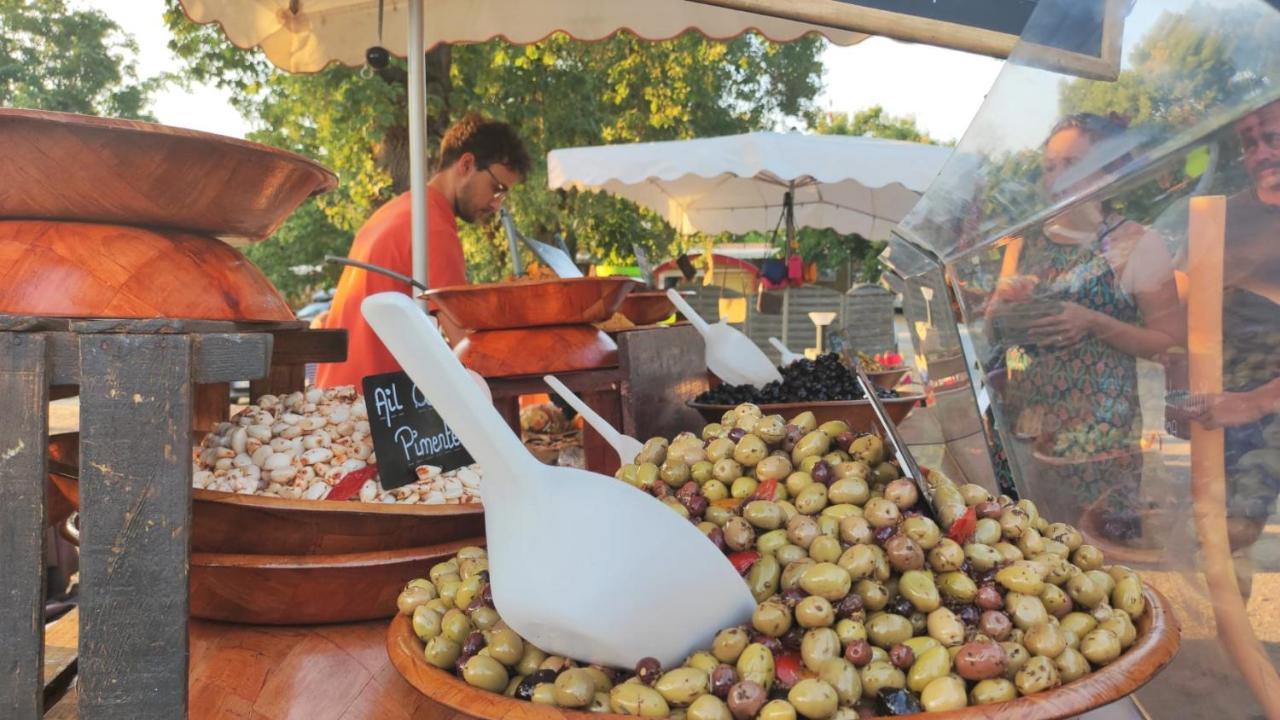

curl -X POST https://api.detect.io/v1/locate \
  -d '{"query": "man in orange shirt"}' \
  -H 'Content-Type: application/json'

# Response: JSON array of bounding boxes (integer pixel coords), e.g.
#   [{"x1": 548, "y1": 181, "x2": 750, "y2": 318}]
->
[{"x1": 316, "y1": 113, "x2": 530, "y2": 388}]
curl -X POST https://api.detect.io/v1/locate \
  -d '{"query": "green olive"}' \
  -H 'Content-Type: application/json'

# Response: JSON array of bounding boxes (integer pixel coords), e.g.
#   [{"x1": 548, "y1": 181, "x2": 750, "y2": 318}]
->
[
  {"x1": 1065, "y1": 573, "x2": 1105, "y2": 609},
  {"x1": 826, "y1": 476, "x2": 869, "y2": 509},
  {"x1": 610, "y1": 682, "x2": 671, "y2": 716},
  {"x1": 550, "y1": 667, "x2": 596, "y2": 707},
  {"x1": 747, "y1": 553, "x2": 782, "y2": 603},
  {"x1": 999, "y1": 642, "x2": 1029, "y2": 680},
  {"x1": 899, "y1": 570, "x2": 942, "y2": 613},
  {"x1": 838, "y1": 515, "x2": 874, "y2": 546},
  {"x1": 781, "y1": 559, "x2": 817, "y2": 591},
  {"x1": 998, "y1": 509, "x2": 1030, "y2": 540},
  {"x1": 702, "y1": 423, "x2": 725, "y2": 441},
  {"x1": 731, "y1": 476, "x2": 759, "y2": 499},
  {"x1": 785, "y1": 471, "x2": 816, "y2": 497},
  {"x1": 706, "y1": 438, "x2": 736, "y2": 462},
  {"x1": 753, "y1": 597, "x2": 793, "y2": 637},
  {"x1": 712, "y1": 626, "x2": 750, "y2": 664},
  {"x1": 927, "y1": 607, "x2": 967, "y2": 647},
  {"x1": 723, "y1": 516, "x2": 756, "y2": 552},
  {"x1": 1041, "y1": 539, "x2": 1071, "y2": 559},
  {"x1": 900, "y1": 516, "x2": 942, "y2": 551},
  {"x1": 937, "y1": 572, "x2": 978, "y2": 604},
  {"x1": 686, "y1": 652, "x2": 719, "y2": 675},
  {"x1": 788, "y1": 678, "x2": 839, "y2": 719},
  {"x1": 1024, "y1": 622, "x2": 1067, "y2": 659},
  {"x1": 737, "y1": 643, "x2": 776, "y2": 690},
  {"x1": 1035, "y1": 554, "x2": 1074, "y2": 586},
  {"x1": 794, "y1": 484, "x2": 830, "y2": 515},
  {"x1": 838, "y1": 545, "x2": 880, "y2": 580},
  {"x1": 397, "y1": 585, "x2": 437, "y2": 615},
  {"x1": 712, "y1": 458, "x2": 742, "y2": 483},
  {"x1": 835, "y1": 619, "x2": 868, "y2": 645},
  {"x1": 454, "y1": 573, "x2": 485, "y2": 610},
  {"x1": 787, "y1": 514, "x2": 821, "y2": 548},
  {"x1": 1060, "y1": 612, "x2": 1098, "y2": 640},
  {"x1": 757, "y1": 699, "x2": 797, "y2": 720},
  {"x1": 873, "y1": 462, "x2": 900, "y2": 484},
  {"x1": 790, "y1": 411, "x2": 818, "y2": 434},
  {"x1": 744, "y1": 500, "x2": 785, "y2": 530},
  {"x1": 753, "y1": 415, "x2": 788, "y2": 444},
  {"x1": 411, "y1": 605, "x2": 443, "y2": 640},
  {"x1": 776, "y1": 543, "x2": 809, "y2": 567},
  {"x1": 405, "y1": 577, "x2": 435, "y2": 594},
  {"x1": 799, "y1": 562, "x2": 853, "y2": 601},
  {"x1": 1086, "y1": 570, "x2": 1116, "y2": 598},
  {"x1": 429, "y1": 559, "x2": 458, "y2": 585},
  {"x1": 921, "y1": 675, "x2": 968, "y2": 712},
  {"x1": 663, "y1": 497, "x2": 690, "y2": 519},
  {"x1": 441, "y1": 609, "x2": 473, "y2": 644},
  {"x1": 833, "y1": 460, "x2": 871, "y2": 482},
  {"x1": 1054, "y1": 647, "x2": 1090, "y2": 682},
  {"x1": 1015, "y1": 655, "x2": 1060, "y2": 695},
  {"x1": 964, "y1": 543, "x2": 1002, "y2": 572},
  {"x1": 808, "y1": 535, "x2": 843, "y2": 564},
  {"x1": 1112, "y1": 574, "x2": 1146, "y2": 621},
  {"x1": 972, "y1": 518, "x2": 1002, "y2": 546},
  {"x1": 423, "y1": 598, "x2": 450, "y2": 616},
  {"x1": 902, "y1": 636, "x2": 940, "y2": 658},
  {"x1": 756, "y1": 455, "x2": 794, "y2": 482},
  {"x1": 1015, "y1": 499, "x2": 1042, "y2": 528},
  {"x1": 863, "y1": 497, "x2": 900, "y2": 528},
  {"x1": 687, "y1": 693, "x2": 733, "y2": 720},
  {"x1": 660, "y1": 461, "x2": 691, "y2": 487},
  {"x1": 757, "y1": 528, "x2": 789, "y2": 555},
  {"x1": 800, "y1": 628, "x2": 842, "y2": 672},
  {"x1": 928, "y1": 540, "x2": 966, "y2": 573},
  {"x1": 816, "y1": 657, "x2": 861, "y2": 706},
  {"x1": 906, "y1": 645, "x2": 953, "y2": 693},
  {"x1": 859, "y1": 661, "x2": 905, "y2": 696},
  {"x1": 704, "y1": 505, "x2": 734, "y2": 528},
  {"x1": 848, "y1": 435, "x2": 885, "y2": 465},
  {"x1": 424, "y1": 635, "x2": 461, "y2": 669},
  {"x1": 461, "y1": 655, "x2": 509, "y2": 693},
  {"x1": 1040, "y1": 584, "x2": 1073, "y2": 618},
  {"x1": 486, "y1": 627, "x2": 524, "y2": 666},
  {"x1": 702, "y1": 480, "x2": 730, "y2": 502},
  {"x1": 1005, "y1": 592, "x2": 1049, "y2": 631},
  {"x1": 996, "y1": 561, "x2": 1045, "y2": 595},
  {"x1": 970, "y1": 678, "x2": 1018, "y2": 705},
  {"x1": 792, "y1": 430, "x2": 832, "y2": 465},
  {"x1": 636, "y1": 437, "x2": 669, "y2": 466},
  {"x1": 516, "y1": 644, "x2": 547, "y2": 676},
  {"x1": 866, "y1": 612, "x2": 914, "y2": 648},
  {"x1": 734, "y1": 434, "x2": 769, "y2": 467},
  {"x1": 820, "y1": 503, "x2": 860, "y2": 521},
  {"x1": 654, "y1": 667, "x2": 709, "y2": 707},
  {"x1": 636, "y1": 462, "x2": 661, "y2": 490},
  {"x1": 1099, "y1": 613, "x2": 1137, "y2": 649},
  {"x1": 796, "y1": 596, "x2": 836, "y2": 629},
  {"x1": 854, "y1": 579, "x2": 891, "y2": 612},
  {"x1": 1017, "y1": 528, "x2": 1046, "y2": 557},
  {"x1": 993, "y1": 542, "x2": 1024, "y2": 565},
  {"x1": 690, "y1": 460, "x2": 715, "y2": 484},
  {"x1": 1072, "y1": 544, "x2": 1105, "y2": 572}
]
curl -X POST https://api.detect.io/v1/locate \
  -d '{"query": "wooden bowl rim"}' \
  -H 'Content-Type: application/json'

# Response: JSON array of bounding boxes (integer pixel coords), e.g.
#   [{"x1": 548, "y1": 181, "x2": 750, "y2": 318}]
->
[
  {"x1": 421, "y1": 276, "x2": 644, "y2": 300},
  {"x1": 687, "y1": 394, "x2": 925, "y2": 413},
  {"x1": 386, "y1": 585, "x2": 1180, "y2": 720},
  {"x1": 0, "y1": 107, "x2": 337, "y2": 197},
  {"x1": 192, "y1": 536, "x2": 485, "y2": 570}
]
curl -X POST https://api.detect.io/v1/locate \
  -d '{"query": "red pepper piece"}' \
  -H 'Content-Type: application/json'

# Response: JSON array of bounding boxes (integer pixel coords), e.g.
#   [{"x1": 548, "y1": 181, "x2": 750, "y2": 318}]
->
[
  {"x1": 774, "y1": 652, "x2": 808, "y2": 689},
  {"x1": 753, "y1": 479, "x2": 778, "y2": 502},
  {"x1": 946, "y1": 505, "x2": 978, "y2": 544},
  {"x1": 327, "y1": 464, "x2": 379, "y2": 501},
  {"x1": 728, "y1": 550, "x2": 761, "y2": 575}
]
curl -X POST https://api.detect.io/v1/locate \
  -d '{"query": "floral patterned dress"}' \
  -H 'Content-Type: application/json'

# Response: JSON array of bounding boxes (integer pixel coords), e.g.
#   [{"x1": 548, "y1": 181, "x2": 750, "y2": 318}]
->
[{"x1": 1004, "y1": 220, "x2": 1145, "y2": 519}]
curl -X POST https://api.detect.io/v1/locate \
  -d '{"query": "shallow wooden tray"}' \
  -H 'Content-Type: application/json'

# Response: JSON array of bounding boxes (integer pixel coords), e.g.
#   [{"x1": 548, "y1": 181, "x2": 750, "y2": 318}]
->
[
  {"x1": 386, "y1": 585, "x2": 1179, "y2": 720},
  {"x1": 423, "y1": 277, "x2": 639, "y2": 331},
  {"x1": 191, "y1": 538, "x2": 481, "y2": 625},
  {"x1": 688, "y1": 394, "x2": 923, "y2": 432},
  {"x1": 0, "y1": 108, "x2": 336, "y2": 241},
  {"x1": 617, "y1": 291, "x2": 680, "y2": 326},
  {"x1": 47, "y1": 432, "x2": 485, "y2": 555}
]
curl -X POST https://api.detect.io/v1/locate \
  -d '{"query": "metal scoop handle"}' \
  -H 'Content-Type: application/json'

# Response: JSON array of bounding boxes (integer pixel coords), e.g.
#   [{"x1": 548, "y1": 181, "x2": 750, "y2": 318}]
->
[
  {"x1": 852, "y1": 363, "x2": 936, "y2": 516},
  {"x1": 325, "y1": 255, "x2": 427, "y2": 291}
]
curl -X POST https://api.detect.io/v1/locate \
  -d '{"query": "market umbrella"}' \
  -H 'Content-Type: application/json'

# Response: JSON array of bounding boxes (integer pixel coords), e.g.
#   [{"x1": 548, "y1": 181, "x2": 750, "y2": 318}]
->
[
  {"x1": 176, "y1": 0, "x2": 867, "y2": 296},
  {"x1": 547, "y1": 131, "x2": 953, "y2": 343}
]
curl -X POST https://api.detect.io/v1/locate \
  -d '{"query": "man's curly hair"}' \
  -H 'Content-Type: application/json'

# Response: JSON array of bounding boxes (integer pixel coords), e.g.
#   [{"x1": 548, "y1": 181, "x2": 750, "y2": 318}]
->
[{"x1": 437, "y1": 113, "x2": 531, "y2": 177}]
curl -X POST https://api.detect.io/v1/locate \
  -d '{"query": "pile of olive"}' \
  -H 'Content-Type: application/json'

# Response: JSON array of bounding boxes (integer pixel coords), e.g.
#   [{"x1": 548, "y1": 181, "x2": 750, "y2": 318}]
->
[{"x1": 396, "y1": 403, "x2": 1147, "y2": 718}]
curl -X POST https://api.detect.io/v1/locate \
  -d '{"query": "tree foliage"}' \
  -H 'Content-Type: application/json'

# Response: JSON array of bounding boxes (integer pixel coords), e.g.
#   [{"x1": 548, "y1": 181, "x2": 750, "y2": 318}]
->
[
  {"x1": 0, "y1": 0, "x2": 159, "y2": 118},
  {"x1": 814, "y1": 105, "x2": 937, "y2": 144},
  {"x1": 160, "y1": 1, "x2": 827, "y2": 298}
]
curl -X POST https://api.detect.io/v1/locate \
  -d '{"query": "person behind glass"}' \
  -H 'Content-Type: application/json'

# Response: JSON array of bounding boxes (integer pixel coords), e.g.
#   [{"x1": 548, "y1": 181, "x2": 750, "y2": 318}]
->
[
  {"x1": 316, "y1": 113, "x2": 531, "y2": 389},
  {"x1": 1182, "y1": 99, "x2": 1280, "y2": 577},
  {"x1": 989, "y1": 112, "x2": 1185, "y2": 540}
]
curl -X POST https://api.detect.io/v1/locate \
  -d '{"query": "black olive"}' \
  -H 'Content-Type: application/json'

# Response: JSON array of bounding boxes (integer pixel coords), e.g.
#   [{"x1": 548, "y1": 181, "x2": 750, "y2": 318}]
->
[{"x1": 878, "y1": 688, "x2": 925, "y2": 715}]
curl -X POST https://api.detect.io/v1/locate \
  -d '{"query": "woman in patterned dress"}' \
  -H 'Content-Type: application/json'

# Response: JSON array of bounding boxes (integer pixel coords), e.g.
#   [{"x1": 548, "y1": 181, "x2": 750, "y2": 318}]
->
[{"x1": 990, "y1": 114, "x2": 1185, "y2": 539}]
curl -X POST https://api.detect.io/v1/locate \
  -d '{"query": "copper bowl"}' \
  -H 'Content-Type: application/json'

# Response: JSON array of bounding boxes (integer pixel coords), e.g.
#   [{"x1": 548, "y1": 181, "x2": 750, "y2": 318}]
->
[
  {"x1": 423, "y1": 277, "x2": 641, "y2": 331},
  {"x1": 617, "y1": 290, "x2": 683, "y2": 326},
  {"x1": 688, "y1": 395, "x2": 923, "y2": 433},
  {"x1": 866, "y1": 366, "x2": 911, "y2": 390},
  {"x1": 0, "y1": 108, "x2": 336, "y2": 241}
]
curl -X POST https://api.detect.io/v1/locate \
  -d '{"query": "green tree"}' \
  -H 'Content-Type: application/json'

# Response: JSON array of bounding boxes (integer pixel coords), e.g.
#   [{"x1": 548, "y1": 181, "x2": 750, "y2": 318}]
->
[
  {"x1": 161, "y1": 2, "x2": 827, "y2": 296},
  {"x1": 814, "y1": 105, "x2": 937, "y2": 144},
  {"x1": 0, "y1": 0, "x2": 159, "y2": 118}
]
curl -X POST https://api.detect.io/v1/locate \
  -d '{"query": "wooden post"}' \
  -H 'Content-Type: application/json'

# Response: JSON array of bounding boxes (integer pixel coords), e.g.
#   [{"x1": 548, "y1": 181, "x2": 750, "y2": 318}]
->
[
  {"x1": 0, "y1": 333, "x2": 49, "y2": 719},
  {"x1": 78, "y1": 334, "x2": 194, "y2": 719},
  {"x1": 1187, "y1": 196, "x2": 1280, "y2": 717}
]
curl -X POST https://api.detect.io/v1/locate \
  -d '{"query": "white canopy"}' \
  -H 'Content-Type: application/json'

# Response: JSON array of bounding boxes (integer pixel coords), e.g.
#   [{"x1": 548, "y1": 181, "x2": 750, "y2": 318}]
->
[
  {"x1": 547, "y1": 132, "x2": 952, "y2": 240},
  {"x1": 177, "y1": 0, "x2": 867, "y2": 73}
]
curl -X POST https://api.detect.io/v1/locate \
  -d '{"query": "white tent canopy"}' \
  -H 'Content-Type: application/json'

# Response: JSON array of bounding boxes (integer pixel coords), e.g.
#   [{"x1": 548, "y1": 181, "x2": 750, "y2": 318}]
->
[
  {"x1": 178, "y1": 0, "x2": 867, "y2": 73},
  {"x1": 547, "y1": 132, "x2": 952, "y2": 241}
]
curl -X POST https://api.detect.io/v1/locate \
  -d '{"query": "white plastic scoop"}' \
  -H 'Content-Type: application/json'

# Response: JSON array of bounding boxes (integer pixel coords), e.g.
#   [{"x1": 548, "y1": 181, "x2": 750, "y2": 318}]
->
[
  {"x1": 768, "y1": 337, "x2": 804, "y2": 366},
  {"x1": 665, "y1": 288, "x2": 783, "y2": 387},
  {"x1": 544, "y1": 375, "x2": 644, "y2": 466},
  {"x1": 362, "y1": 292, "x2": 755, "y2": 668}
]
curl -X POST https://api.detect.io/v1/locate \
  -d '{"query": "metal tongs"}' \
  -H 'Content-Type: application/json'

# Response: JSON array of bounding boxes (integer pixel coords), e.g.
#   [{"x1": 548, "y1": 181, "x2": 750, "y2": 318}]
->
[{"x1": 851, "y1": 363, "x2": 937, "y2": 518}]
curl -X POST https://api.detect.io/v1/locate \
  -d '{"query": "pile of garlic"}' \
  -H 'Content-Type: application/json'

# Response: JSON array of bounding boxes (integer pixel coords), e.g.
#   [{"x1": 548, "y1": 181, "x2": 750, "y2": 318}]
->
[{"x1": 193, "y1": 386, "x2": 482, "y2": 505}]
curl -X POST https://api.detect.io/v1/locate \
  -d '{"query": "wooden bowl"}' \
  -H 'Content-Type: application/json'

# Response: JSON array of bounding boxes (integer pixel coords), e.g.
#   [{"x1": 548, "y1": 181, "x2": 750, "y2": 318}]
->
[
  {"x1": 452, "y1": 324, "x2": 618, "y2": 378},
  {"x1": 0, "y1": 108, "x2": 336, "y2": 241},
  {"x1": 866, "y1": 366, "x2": 911, "y2": 390},
  {"x1": 0, "y1": 221, "x2": 295, "y2": 322},
  {"x1": 387, "y1": 585, "x2": 1180, "y2": 719},
  {"x1": 423, "y1": 277, "x2": 640, "y2": 331},
  {"x1": 617, "y1": 290, "x2": 680, "y2": 326},
  {"x1": 687, "y1": 395, "x2": 923, "y2": 433},
  {"x1": 47, "y1": 432, "x2": 485, "y2": 555},
  {"x1": 190, "y1": 538, "x2": 481, "y2": 625}
]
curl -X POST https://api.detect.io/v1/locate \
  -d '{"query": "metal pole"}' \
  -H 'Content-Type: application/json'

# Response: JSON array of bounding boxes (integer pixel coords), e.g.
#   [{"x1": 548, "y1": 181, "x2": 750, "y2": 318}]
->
[
  {"x1": 781, "y1": 186, "x2": 795, "y2": 348},
  {"x1": 408, "y1": 0, "x2": 428, "y2": 308}
]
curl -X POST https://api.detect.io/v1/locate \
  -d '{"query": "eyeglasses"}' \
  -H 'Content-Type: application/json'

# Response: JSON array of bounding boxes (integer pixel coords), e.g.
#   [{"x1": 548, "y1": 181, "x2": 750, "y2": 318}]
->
[
  {"x1": 482, "y1": 165, "x2": 509, "y2": 201},
  {"x1": 1241, "y1": 131, "x2": 1280, "y2": 155}
]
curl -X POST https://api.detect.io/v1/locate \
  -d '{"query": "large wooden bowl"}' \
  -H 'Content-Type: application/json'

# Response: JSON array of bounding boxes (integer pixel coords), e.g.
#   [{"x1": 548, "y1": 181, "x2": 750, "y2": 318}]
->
[
  {"x1": 866, "y1": 366, "x2": 911, "y2": 390},
  {"x1": 688, "y1": 395, "x2": 923, "y2": 433},
  {"x1": 0, "y1": 221, "x2": 295, "y2": 321},
  {"x1": 387, "y1": 585, "x2": 1179, "y2": 719},
  {"x1": 617, "y1": 290, "x2": 681, "y2": 326},
  {"x1": 47, "y1": 432, "x2": 485, "y2": 555},
  {"x1": 0, "y1": 108, "x2": 336, "y2": 241},
  {"x1": 424, "y1": 277, "x2": 640, "y2": 331},
  {"x1": 191, "y1": 538, "x2": 481, "y2": 625}
]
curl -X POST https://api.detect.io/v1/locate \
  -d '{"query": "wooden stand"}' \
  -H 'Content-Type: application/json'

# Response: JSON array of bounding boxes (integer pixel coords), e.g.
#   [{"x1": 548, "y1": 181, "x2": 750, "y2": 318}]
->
[{"x1": 0, "y1": 314, "x2": 273, "y2": 720}]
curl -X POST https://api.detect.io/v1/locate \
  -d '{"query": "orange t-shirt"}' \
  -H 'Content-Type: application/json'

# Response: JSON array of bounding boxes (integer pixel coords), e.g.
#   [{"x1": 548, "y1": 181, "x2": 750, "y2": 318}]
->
[{"x1": 314, "y1": 188, "x2": 466, "y2": 389}]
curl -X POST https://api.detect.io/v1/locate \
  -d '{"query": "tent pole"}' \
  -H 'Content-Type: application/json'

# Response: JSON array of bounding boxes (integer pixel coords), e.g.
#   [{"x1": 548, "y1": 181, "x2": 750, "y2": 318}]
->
[
  {"x1": 408, "y1": 0, "x2": 428, "y2": 308},
  {"x1": 781, "y1": 185, "x2": 795, "y2": 349}
]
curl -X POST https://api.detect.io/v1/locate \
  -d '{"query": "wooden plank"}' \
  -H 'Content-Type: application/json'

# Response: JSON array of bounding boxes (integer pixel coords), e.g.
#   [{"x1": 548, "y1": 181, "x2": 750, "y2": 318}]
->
[
  {"x1": 191, "y1": 333, "x2": 273, "y2": 383},
  {"x1": 269, "y1": 328, "x2": 348, "y2": 365},
  {"x1": 78, "y1": 334, "x2": 193, "y2": 720},
  {"x1": 0, "y1": 316, "x2": 69, "y2": 332},
  {"x1": 193, "y1": 384, "x2": 231, "y2": 433},
  {"x1": 43, "y1": 685, "x2": 77, "y2": 720},
  {"x1": 0, "y1": 332, "x2": 49, "y2": 720},
  {"x1": 617, "y1": 326, "x2": 709, "y2": 441},
  {"x1": 68, "y1": 318, "x2": 303, "y2": 335},
  {"x1": 43, "y1": 608, "x2": 78, "y2": 710}
]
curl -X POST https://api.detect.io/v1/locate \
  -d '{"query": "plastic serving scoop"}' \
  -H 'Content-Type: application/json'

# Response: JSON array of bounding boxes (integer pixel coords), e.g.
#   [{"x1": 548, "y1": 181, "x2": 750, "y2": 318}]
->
[
  {"x1": 666, "y1": 288, "x2": 783, "y2": 387},
  {"x1": 362, "y1": 292, "x2": 755, "y2": 668},
  {"x1": 768, "y1": 337, "x2": 804, "y2": 366},
  {"x1": 544, "y1": 375, "x2": 644, "y2": 466}
]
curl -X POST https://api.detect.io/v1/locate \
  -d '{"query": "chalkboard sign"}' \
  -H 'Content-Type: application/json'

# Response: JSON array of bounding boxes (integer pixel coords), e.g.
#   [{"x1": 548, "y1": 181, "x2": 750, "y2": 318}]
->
[
  {"x1": 688, "y1": 0, "x2": 1126, "y2": 80},
  {"x1": 362, "y1": 371, "x2": 474, "y2": 491}
]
